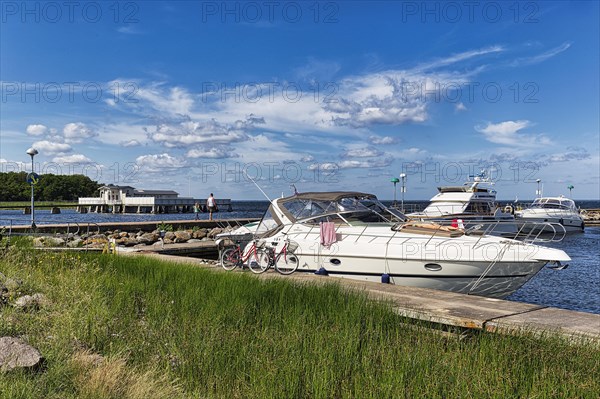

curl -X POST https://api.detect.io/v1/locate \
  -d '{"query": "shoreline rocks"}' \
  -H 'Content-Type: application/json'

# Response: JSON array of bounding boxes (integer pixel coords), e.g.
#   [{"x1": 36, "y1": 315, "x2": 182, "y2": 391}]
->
[{"x1": 31, "y1": 226, "x2": 233, "y2": 249}]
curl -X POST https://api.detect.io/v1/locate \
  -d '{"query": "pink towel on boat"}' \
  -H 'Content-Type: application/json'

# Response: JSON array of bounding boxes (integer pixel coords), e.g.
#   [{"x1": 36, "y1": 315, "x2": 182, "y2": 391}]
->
[{"x1": 320, "y1": 222, "x2": 337, "y2": 248}]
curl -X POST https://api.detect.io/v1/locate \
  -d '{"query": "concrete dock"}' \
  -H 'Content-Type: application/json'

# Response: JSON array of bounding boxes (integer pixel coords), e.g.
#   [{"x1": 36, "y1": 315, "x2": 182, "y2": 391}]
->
[{"x1": 128, "y1": 250, "x2": 599, "y2": 343}]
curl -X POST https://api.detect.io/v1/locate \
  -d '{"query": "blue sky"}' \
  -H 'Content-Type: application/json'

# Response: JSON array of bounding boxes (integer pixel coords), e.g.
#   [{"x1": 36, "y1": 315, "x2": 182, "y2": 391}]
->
[{"x1": 1, "y1": 1, "x2": 599, "y2": 201}]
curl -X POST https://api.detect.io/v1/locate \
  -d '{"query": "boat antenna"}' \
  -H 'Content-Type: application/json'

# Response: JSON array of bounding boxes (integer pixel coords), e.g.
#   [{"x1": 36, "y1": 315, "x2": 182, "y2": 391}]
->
[{"x1": 243, "y1": 170, "x2": 272, "y2": 202}]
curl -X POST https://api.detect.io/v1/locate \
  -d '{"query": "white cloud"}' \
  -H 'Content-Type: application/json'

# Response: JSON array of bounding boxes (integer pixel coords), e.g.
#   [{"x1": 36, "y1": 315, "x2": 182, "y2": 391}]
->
[
  {"x1": 309, "y1": 157, "x2": 393, "y2": 170},
  {"x1": 63, "y1": 122, "x2": 98, "y2": 143},
  {"x1": 455, "y1": 102, "x2": 467, "y2": 112},
  {"x1": 135, "y1": 153, "x2": 186, "y2": 172},
  {"x1": 119, "y1": 139, "x2": 141, "y2": 147},
  {"x1": 53, "y1": 154, "x2": 93, "y2": 164},
  {"x1": 369, "y1": 135, "x2": 397, "y2": 145},
  {"x1": 26, "y1": 124, "x2": 48, "y2": 136},
  {"x1": 475, "y1": 120, "x2": 551, "y2": 147},
  {"x1": 342, "y1": 147, "x2": 383, "y2": 158},
  {"x1": 32, "y1": 140, "x2": 72, "y2": 155},
  {"x1": 186, "y1": 147, "x2": 239, "y2": 159},
  {"x1": 510, "y1": 42, "x2": 571, "y2": 67},
  {"x1": 146, "y1": 116, "x2": 263, "y2": 148}
]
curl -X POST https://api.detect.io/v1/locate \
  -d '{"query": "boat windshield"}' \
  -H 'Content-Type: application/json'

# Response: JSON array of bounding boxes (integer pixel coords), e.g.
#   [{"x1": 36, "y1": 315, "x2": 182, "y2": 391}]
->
[
  {"x1": 530, "y1": 198, "x2": 576, "y2": 211},
  {"x1": 282, "y1": 195, "x2": 407, "y2": 225}
]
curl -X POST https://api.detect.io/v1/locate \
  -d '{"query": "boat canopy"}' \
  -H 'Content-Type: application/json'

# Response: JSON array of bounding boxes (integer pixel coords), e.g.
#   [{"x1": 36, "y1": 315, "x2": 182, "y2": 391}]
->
[
  {"x1": 530, "y1": 197, "x2": 577, "y2": 211},
  {"x1": 254, "y1": 192, "x2": 406, "y2": 235}
]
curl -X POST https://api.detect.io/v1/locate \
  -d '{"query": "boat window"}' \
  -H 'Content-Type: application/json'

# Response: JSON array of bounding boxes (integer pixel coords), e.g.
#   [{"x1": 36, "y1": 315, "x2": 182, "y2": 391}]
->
[
  {"x1": 282, "y1": 199, "x2": 307, "y2": 218},
  {"x1": 464, "y1": 202, "x2": 493, "y2": 214},
  {"x1": 256, "y1": 208, "x2": 279, "y2": 234}
]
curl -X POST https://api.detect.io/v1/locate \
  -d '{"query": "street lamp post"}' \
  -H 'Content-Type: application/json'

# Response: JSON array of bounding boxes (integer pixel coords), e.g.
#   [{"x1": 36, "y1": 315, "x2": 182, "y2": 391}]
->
[
  {"x1": 400, "y1": 173, "x2": 407, "y2": 213},
  {"x1": 26, "y1": 147, "x2": 38, "y2": 228},
  {"x1": 536, "y1": 179, "x2": 541, "y2": 198},
  {"x1": 390, "y1": 177, "x2": 399, "y2": 207}
]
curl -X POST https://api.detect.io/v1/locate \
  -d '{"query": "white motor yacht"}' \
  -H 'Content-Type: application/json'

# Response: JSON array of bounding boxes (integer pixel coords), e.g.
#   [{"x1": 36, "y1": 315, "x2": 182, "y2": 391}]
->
[
  {"x1": 407, "y1": 173, "x2": 518, "y2": 237},
  {"x1": 515, "y1": 196, "x2": 585, "y2": 233},
  {"x1": 223, "y1": 191, "x2": 571, "y2": 299}
]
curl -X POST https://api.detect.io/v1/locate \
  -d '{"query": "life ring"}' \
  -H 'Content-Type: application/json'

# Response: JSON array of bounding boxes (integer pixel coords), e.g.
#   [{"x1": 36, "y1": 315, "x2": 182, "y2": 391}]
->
[{"x1": 504, "y1": 205, "x2": 514, "y2": 214}]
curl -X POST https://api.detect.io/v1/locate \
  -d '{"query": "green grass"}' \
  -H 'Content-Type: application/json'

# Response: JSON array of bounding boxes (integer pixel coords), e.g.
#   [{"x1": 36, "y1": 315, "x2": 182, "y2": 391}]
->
[
  {"x1": 0, "y1": 201, "x2": 78, "y2": 209},
  {"x1": 1, "y1": 238, "x2": 598, "y2": 398}
]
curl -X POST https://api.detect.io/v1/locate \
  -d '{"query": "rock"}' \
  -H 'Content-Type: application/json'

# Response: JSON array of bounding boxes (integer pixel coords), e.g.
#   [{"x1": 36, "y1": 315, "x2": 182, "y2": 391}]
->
[
  {"x1": 137, "y1": 233, "x2": 158, "y2": 245},
  {"x1": 0, "y1": 337, "x2": 43, "y2": 372},
  {"x1": 85, "y1": 234, "x2": 108, "y2": 245},
  {"x1": 13, "y1": 293, "x2": 48, "y2": 311},
  {"x1": 192, "y1": 230, "x2": 207, "y2": 239},
  {"x1": 32, "y1": 237, "x2": 45, "y2": 247},
  {"x1": 165, "y1": 231, "x2": 176, "y2": 241},
  {"x1": 117, "y1": 237, "x2": 138, "y2": 247},
  {"x1": 174, "y1": 231, "x2": 191, "y2": 243},
  {"x1": 66, "y1": 239, "x2": 83, "y2": 248},
  {"x1": 3, "y1": 278, "x2": 22, "y2": 292},
  {"x1": 119, "y1": 232, "x2": 128, "y2": 238},
  {"x1": 207, "y1": 228, "x2": 223, "y2": 238}
]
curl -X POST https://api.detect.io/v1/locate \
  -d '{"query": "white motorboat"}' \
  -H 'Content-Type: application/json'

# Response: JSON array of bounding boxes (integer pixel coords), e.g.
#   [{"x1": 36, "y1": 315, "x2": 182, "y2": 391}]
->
[
  {"x1": 515, "y1": 196, "x2": 585, "y2": 233},
  {"x1": 227, "y1": 191, "x2": 571, "y2": 299},
  {"x1": 407, "y1": 173, "x2": 518, "y2": 237}
]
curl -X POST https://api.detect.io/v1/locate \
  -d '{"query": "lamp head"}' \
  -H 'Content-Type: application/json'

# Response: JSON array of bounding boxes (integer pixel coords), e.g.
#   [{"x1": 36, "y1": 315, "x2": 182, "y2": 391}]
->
[
  {"x1": 400, "y1": 173, "x2": 406, "y2": 178},
  {"x1": 26, "y1": 148, "x2": 38, "y2": 157}
]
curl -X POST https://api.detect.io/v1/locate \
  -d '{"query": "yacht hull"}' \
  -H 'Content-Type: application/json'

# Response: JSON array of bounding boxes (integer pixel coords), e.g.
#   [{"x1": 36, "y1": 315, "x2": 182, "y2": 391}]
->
[
  {"x1": 515, "y1": 214, "x2": 585, "y2": 234},
  {"x1": 275, "y1": 225, "x2": 566, "y2": 299}
]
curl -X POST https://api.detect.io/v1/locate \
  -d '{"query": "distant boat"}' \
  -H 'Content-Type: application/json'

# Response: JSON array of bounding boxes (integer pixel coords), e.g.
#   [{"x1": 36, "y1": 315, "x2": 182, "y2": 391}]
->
[
  {"x1": 515, "y1": 196, "x2": 585, "y2": 233},
  {"x1": 407, "y1": 172, "x2": 518, "y2": 237}
]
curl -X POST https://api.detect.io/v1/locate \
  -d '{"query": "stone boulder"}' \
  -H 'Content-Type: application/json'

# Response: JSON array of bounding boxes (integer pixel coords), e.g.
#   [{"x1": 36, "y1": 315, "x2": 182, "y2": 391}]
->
[
  {"x1": 137, "y1": 232, "x2": 158, "y2": 245},
  {"x1": 207, "y1": 227, "x2": 224, "y2": 238},
  {"x1": 3, "y1": 277, "x2": 22, "y2": 292},
  {"x1": 0, "y1": 337, "x2": 43, "y2": 372},
  {"x1": 84, "y1": 234, "x2": 109, "y2": 245},
  {"x1": 192, "y1": 229, "x2": 207, "y2": 239},
  {"x1": 174, "y1": 231, "x2": 191, "y2": 243},
  {"x1": 66, "y1": 239, "x2": 83, "y2": 248},
  {"x1": 13, "y1": 293, "x2": 48, "y2": 311},
  {"x1": 32, "y1": 236, "x2": 65, "y2": 247},
  {"x1": 164, "y1": 231, "x2": 176, "y2": 241}
]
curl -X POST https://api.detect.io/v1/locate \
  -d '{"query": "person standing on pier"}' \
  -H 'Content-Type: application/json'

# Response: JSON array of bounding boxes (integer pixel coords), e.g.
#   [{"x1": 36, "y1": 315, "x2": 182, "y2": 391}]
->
[
  {"x1": 206, "y1": 193, "x2": 217, "y2": 220},
  {"x1": 194, "y1": 202, "x2": 200, "y2": 220}
]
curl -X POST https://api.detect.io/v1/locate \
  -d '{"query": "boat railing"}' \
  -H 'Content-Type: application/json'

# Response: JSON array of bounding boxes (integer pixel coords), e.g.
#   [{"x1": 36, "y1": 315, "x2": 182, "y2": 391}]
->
[{"x1": 0, "y1": 219, "x2": 103, "y2": 248}]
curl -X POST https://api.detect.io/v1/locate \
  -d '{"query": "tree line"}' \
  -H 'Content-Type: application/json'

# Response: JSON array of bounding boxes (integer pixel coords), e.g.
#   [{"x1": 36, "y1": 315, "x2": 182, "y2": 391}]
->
[{"x1": 0, "y1": 172, "x2": 100, "y2": 201}]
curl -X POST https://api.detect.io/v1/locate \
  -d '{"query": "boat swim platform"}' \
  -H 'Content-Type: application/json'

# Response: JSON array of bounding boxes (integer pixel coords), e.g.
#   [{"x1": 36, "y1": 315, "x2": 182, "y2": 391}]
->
[{"x1": 122, "y1": 250, "x2": 599, "y2": 343}]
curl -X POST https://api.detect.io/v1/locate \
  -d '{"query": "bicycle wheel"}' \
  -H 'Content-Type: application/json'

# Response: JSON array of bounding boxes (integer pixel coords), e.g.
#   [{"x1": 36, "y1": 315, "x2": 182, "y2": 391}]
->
[
  {"x1": 220, "y1": 247, "x2": 240, "y2": 271},
  {"x1": 259, "y1": 248, "x2": 274, "y2": 273},
  {"x1": 275, "y1": 249, "x2": 299, "y2": 275},
  {"x1": 248, "y1": 248, "x2": 270, "y2": 274}
]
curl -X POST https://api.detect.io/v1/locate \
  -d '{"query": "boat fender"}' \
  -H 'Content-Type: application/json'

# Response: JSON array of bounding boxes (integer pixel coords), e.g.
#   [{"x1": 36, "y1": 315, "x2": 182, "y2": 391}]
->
[
  {"x1": 314, "y1": 267, "x2": 329, "y2": 276},
  {"x1": 381, "y1": 273, "x2": 390, "y2": 284}
]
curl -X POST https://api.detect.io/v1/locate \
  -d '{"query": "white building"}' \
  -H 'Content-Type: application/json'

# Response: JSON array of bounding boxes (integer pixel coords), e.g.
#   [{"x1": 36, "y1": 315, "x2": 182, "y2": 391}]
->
[{"x1": 78, "y1": 184, "x2": 231, "y2": 214}]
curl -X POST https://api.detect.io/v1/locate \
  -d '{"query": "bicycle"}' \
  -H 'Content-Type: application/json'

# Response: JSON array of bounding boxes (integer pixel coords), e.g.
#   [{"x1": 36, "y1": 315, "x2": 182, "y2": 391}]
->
[
  {"x1": 220, "y1": 239, "x2": 269, "y2": 274},
  {"x1": 256, "y1": 238, "x2": 300, "y2": 275}
]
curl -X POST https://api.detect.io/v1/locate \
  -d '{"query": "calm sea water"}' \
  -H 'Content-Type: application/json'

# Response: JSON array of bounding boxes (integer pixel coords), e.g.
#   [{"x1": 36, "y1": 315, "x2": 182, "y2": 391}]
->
[{"x1": 1, "y1": 200, "x2": 598, "y2": 314}]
